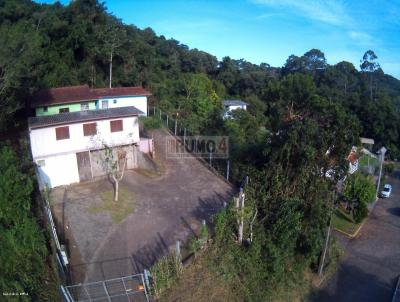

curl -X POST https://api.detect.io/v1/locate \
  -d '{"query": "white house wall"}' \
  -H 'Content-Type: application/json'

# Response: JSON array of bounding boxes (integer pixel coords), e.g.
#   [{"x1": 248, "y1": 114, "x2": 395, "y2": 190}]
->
[
  {"x1": 30, "y1": 116, "x2": 140, "y2": 159},
  {"x1": 36, "y1": 153, "x2": 79, "y2": 189},
  {"x1": 98, "y1": 96, "x2": 147, "y2": 116},
  {"x1": 228, "y1": 105, "x2": 247, "y2": 111}
]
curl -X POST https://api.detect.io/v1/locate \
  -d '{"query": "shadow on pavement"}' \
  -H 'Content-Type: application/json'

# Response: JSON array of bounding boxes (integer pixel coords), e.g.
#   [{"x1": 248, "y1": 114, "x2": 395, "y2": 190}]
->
[
  {"x1": 387, "y1": 207, "x2": 400, "y2": 216},
  {"x1": 309, "y1": 262, "x2": 394, "y2": 302}
]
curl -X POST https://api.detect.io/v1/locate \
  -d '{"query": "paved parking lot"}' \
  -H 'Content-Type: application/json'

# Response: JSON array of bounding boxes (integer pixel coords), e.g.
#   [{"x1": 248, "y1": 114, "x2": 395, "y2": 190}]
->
[
  {"x1": 312, "y1": 172, "x2": 400, "y2": 301},
  {"x1": 51, "y1": 129, "x2": 234, "y2": 283}
]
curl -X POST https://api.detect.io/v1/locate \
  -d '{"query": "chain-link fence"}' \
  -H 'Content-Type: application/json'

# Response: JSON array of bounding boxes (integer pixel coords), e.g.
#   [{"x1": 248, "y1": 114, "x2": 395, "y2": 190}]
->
[
  {"x1": 61, "y1": 274, "x2": 149, "y2": 302},
  {"x1": 149, "y1": 106, "x2": 231, "y2": 182}
]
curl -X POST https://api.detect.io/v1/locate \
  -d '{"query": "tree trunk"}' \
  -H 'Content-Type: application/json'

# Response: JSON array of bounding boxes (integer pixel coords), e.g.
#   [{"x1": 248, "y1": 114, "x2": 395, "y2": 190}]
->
[
  {"x1": 114, "y1": 179, "x2": 119, "y2": 202},
  {"x1": 109, "y1": 51, "x2": 113, "y2": 88}
]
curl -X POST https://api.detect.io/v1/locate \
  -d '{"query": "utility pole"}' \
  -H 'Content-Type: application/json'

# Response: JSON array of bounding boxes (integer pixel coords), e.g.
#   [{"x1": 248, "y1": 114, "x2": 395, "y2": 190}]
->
[
  {"x1": 238, "y1": 188, "x2": 245, "y2": 244},
  {"x1": 109, "y1": 51, "x2": 113, "y2": 88},
  {"x1": 318, "y1": 191, "x2": 336, "y2": 276},
  {"x1": 376, "y1": 146, "x2": 387, "y2": 198},
  {"x1": 208, "y1": 143, "x2": 213, "y2": 167}
]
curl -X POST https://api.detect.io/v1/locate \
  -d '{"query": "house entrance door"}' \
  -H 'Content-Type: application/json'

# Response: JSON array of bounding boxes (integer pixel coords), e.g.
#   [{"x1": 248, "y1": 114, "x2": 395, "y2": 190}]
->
[{"x1": 76, "y1": 151, "x2": 92, "y2": 181}]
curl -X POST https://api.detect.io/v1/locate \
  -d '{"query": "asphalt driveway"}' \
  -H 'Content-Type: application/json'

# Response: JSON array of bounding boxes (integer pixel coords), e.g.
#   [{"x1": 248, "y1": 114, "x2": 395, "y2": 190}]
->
[
  {"x1": 51, "y1": 129, "x2": 234, "y2": 283},
  {"x1": 312, "y1": 172, "x2": 400, "y2": 302}
]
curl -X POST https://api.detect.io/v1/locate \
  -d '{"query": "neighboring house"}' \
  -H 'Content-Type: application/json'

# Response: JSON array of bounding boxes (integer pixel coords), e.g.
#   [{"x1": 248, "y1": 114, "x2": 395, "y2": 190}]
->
[
  {"x1": 347, "y1": 147, "x2": 359, "y2": 174},
  {"x1": 29, "y1": 106, "x2": 143, "y2": 189},
  {"x1": 32, "y1": 85, "x2": 151, "y2": 117},
  {"x1": 360, "y1": 137, "x2": 374, "y2": 150},
  {"x1": 223, "y1": 100, "x2": 248, "y2": 118}
]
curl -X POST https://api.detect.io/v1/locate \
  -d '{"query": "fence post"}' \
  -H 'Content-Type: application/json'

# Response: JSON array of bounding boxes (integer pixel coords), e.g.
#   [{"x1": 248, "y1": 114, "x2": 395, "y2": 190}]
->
[
  {"x1": 176, "y1": 240, "x2": 181, "y2": 260},
  {"x1": 144, "y1": 269, "x2": 151, "y2": 292},
  {"x1": 174, "y1": 118, "x2": 177, "y2": 136},
  {"x1": 184, "y1": 128, "x2": 186, "y2": 146},
  {"x1": 153, "y1": 105, "x2": 156, "y2": 116},
  {"x1": 166, "y1": 115, "x2": 169, "y2": 128},
  {"x1": 159, "y1": 109, "x2": 161, "y2": 120},
  {"x1": 226, "y1": 160, "x2": 230, "y2": 181},
  {"x1": 60, "y1": 285, "x2": 74, "y2": 302}
]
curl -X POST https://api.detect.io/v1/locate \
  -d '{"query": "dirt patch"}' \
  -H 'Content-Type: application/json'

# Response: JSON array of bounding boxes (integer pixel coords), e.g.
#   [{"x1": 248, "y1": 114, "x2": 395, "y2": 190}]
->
[{"x1": 88, "y1": 187, "x2": 135, "y2": 224}]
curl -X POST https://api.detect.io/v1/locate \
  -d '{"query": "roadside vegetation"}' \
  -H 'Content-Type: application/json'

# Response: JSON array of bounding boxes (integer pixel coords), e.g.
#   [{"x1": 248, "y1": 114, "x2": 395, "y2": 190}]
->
[
  {"x1": 0, "y1": 145, "x2": 60, "y2": 301},
  {"x1": 332, "y1": 173, "x2": 376, "y2": 236}
]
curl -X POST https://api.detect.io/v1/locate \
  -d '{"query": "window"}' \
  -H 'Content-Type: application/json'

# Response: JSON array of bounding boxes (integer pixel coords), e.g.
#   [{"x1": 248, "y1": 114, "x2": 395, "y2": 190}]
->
[
  {"x1": 83, "y1": 123, "x2": 97, "y2": 136},
  {"x1": 110, "y1": 120, "x2": 123, "y2": 132},
  {"x1": 101, "y1": 100, "x2": 108, "y2": 109},
  {"x1": 81, "y1": 103, "x2": 89, "y2": 111},
  {"x1": 113, "y1": 99, "x2": 117, "y2": 104},
  {"x1": 55, "y1": 126, "x2": 70, "y2": 140},
  {"x1": 59, "y1": 107, "x2": 69, "y2": 113},
  {"x1": 37, "y1": 159, "x2": 45, "y2": 167},
  {"x1": 43, "y1": 106, "x2": 48, "y2": 112}
]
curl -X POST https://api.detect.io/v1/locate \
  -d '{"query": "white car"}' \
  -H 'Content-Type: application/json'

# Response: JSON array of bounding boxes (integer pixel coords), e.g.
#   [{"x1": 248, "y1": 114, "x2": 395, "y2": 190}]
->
[{"x1": 381, "y1": 184, "x2": 392, "y2": 198}]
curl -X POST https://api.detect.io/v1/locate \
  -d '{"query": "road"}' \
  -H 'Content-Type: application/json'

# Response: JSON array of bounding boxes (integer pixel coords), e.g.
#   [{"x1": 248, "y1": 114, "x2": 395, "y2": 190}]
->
[{"x1": 313, "y1": 172, "x2": 400, "y2": 302}]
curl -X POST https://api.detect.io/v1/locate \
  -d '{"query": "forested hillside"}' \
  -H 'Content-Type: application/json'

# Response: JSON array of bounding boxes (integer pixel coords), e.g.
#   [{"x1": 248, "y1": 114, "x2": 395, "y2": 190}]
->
[
  {"x1": 0, "y1": 0, "x2": 399, "y2": 300},
  {"x1": 1, "y1": 0, "x2": 399, "y2": 157}
]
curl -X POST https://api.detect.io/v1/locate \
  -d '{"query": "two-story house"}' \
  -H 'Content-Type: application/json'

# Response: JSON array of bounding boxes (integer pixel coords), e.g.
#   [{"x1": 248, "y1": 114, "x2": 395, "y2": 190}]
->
[{"x1": 28, "y1": 85, "x2": 152, "y2": 189}]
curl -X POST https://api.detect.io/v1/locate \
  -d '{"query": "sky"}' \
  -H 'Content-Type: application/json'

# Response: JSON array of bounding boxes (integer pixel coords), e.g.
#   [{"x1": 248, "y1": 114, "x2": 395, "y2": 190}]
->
[{"x1": 39, "y1": 0, "x2": 400, "y2": 79}]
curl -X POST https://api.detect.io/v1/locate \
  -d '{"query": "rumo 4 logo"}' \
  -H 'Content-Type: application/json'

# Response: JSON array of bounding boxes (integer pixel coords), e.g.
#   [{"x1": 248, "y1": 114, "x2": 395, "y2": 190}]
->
[{"x1": 166, "y1": 136, "x2": 229, "y2": 159}]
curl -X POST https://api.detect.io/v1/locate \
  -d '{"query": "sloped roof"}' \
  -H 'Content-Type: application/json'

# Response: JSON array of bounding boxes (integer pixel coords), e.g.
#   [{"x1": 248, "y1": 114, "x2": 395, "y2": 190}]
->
[
  {"x1": 28, "y1": 106, "x2": 143, "y2": 129},
  {"x1": 347, "y1": 151, "x2": 358, "y2": 164},
  {"x1": 360, "y1": 137, "x2": 375, "y2": 145},
  {"x1": 223, "y1": 100, "x2": 248, "y2": 107},
  {"x1": 31, "y1": 85, "x2": 151, "y2": 107}
]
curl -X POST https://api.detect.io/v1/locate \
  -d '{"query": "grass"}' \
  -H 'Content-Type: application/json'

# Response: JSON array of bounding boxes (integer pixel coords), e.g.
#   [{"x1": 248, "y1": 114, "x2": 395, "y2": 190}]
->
[
  {"x1": 159, "y1": 256, "x2": 242, "y2": 302},
  {"x1": 331, "y1": 208, "x2": 361, "y2": 235},
  {"x1": 134, "y1": 167, "x2": 162, "y2": 178},
  {"x1": 88, "y1": 187, "x2": 135, "y2": 224},
  {"x1": 359, "y1": 154, "x2": 379, "y2": 170}
]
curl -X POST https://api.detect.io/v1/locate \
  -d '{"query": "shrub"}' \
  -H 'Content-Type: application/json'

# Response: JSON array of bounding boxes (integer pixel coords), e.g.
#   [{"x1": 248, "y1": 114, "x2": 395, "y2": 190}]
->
[
  {"x1": 353, "y1": 201, "x2": 368, "y2": 223},
  {"x1": 385, "y1": 162, "x2": 395, "y2": 175},
  {"x1": 141, "y1": 116, "x2": 161, "y2": 130},
  {"x1": 150, "y1": 251, "x2": 182, "y2": 298}
]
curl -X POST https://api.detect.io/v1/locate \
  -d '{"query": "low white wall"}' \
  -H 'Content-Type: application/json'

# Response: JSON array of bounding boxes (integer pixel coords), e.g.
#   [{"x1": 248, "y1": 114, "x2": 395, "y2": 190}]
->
[{"x1": 36, "y1": 153, "x2": 79, "y2": 189}]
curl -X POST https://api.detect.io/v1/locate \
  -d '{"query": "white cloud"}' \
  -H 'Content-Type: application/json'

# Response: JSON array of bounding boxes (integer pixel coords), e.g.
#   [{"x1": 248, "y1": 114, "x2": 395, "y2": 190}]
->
[
  {"x1": 251, "y1": 0, "x2": 351, "y2": 26},
  {"x1": 255, "y1": 12, "x2": 281, "y2": 20},
  {"x1": 348, "y1": 30, "x2": 373, "y2": 43}
]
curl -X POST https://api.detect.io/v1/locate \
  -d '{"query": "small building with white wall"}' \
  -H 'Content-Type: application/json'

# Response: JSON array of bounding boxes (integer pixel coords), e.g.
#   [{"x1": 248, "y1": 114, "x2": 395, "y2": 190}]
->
[
  {"x1": 28, "y1": 106, "x2": 143, "y2": 189},
  {"x1": 222, "y1": 100, "x2": 248, "y2": 118}
]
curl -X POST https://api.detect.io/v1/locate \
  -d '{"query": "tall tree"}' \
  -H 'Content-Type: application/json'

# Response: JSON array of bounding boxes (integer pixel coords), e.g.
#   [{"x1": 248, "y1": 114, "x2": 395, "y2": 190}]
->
[{"x1": 360, "y1": 50, "x2": 381, "y2": 100}]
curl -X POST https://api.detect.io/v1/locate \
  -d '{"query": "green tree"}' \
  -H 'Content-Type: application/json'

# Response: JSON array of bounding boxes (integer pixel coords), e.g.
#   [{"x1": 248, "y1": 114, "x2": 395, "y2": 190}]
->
[
  {"x1": 0, "y1": 145, "x2": 58, "y2": 300},
  {"x1": 343, "y1": 173, "x2": 375, "y2": 222}
]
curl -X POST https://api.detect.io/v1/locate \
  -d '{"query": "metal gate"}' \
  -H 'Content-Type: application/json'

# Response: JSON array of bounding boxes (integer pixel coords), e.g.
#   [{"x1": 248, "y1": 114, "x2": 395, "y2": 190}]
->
[{"x1": 62, "y1": 274, "x2": 149, "y2": 302}]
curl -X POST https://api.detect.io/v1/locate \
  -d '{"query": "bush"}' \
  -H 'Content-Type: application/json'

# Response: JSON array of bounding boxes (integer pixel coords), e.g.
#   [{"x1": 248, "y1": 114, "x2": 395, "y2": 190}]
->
[
  {"x1": 385, "y1": 162, "x2": 395, "y2": 175},
  {"x1": 150, "y1": 251, "x2": 182, "y2": 298},
  {"x1": 353, "y1": 201, "x2": 368, "y2": 223},
  {"x1": 0, "y1": 145, "x2": 59, "y2": 301},
  {"x1": 141, "y1": 116, "x2": 161, "y2": 130},
  {"x1": 344, "y1": 173, "x2": 375, "y2": 205}
]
